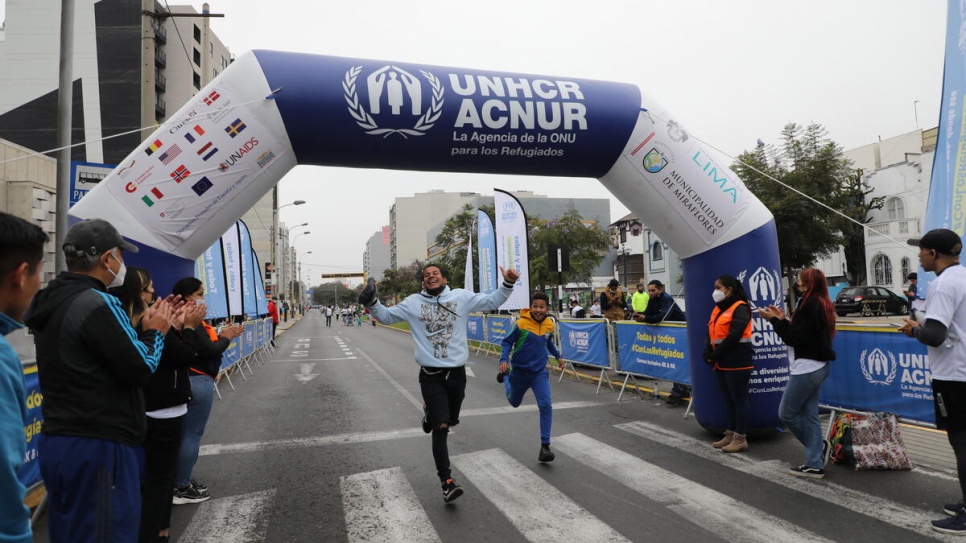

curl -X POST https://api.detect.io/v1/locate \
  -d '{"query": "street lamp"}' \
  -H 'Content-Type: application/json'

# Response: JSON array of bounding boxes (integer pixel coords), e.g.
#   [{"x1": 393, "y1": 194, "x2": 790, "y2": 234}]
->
[{"x1": 271, "y1": 199, "x2": 306, "y2": 298}]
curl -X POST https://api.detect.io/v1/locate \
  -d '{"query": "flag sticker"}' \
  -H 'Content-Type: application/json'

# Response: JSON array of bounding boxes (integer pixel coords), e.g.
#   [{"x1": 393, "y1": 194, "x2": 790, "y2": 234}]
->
[
  {"x1": 170, "y1": 165, "x2": 191, "y2": 183},
  {"x1": 224, "y1": 119, "x2": 246, "y2": 138},
  {"x1": 203, "y1": 91, "x2": 221, "y2": 106},
  {"x1": 144, "y1": 139, "x2": 163, "y2": 156},
  {"x1": 184, "y1": 125, "x2": 205, "y2": 144},
  {"x1": 157, "y1": 144, "x2": 182, "y2": 165},
  {"x1": 191, "y1": 176, "x2": 213, "y2": 196},
  {"x1": 197, "y1": 141, "x2": 218, "y2": 161},
  {"x1": 141, "y1": 187, "x2": 164, "y2": 207}
]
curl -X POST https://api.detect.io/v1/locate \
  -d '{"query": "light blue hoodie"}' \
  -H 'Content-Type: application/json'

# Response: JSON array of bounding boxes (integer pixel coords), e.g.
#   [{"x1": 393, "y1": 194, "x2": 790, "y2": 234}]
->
[
  {"x1": 0, "y1": 312, "x2": 30, "y2": 543},
  {"x1": 369, "y1": 281, "x2": 514, "y2": 368}
]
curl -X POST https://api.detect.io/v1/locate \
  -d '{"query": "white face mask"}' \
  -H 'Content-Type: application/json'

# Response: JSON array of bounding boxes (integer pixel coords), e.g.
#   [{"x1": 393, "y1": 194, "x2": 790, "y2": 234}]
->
[
  {"x1": 712, "y1": 289, "x2": 726, "y2": 303},
  {"x1": 107, "y1": 250, "x2": 127, "y2": 289}
]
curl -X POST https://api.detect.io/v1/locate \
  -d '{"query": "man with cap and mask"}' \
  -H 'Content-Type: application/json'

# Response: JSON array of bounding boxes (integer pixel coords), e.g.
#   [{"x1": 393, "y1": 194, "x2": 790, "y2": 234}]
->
[
  {"x1": 897, "y1": 228, "x2": 966, "y2": 535},
  {"x1": 600, "y1": 279, "x2": 627, "y2": 322},
  {"x1": 24, "y1": 219, "x2": 178, "y2": 542}
]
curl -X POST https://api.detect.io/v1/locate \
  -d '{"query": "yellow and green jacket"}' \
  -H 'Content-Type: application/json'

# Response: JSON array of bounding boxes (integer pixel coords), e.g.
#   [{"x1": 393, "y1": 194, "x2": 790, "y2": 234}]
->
[{"x1": 499, "y1": 309, "x2": 561, "y2": 374}]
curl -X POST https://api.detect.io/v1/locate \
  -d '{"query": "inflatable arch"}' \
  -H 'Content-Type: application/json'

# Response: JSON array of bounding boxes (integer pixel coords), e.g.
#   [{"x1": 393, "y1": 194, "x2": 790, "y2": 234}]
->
[{"x1": 72, "y1": 50, "x2": 788, "y2": 433}]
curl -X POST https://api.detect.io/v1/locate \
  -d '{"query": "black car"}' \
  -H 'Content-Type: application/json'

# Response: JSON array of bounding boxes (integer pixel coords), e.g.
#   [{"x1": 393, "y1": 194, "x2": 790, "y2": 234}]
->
[{"x1": 834, "y1": 286, "x2": 909, "y2": 317}]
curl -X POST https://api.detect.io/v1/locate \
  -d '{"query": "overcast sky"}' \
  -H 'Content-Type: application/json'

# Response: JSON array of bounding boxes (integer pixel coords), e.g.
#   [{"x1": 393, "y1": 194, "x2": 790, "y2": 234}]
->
[{"x1": 174, "y1": 0, "x2": 945, "y2": 279}]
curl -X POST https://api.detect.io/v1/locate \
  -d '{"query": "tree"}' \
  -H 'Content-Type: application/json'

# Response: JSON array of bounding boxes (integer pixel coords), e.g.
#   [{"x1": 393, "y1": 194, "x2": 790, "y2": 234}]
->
[
  {"x1": 311, "y1": 281, "x2": 357, "y2": 306},
  {"x1": 430, "y1": 204, "x2": 479, "y2": 288},
  {"x1": 377, "y1": 260, "x2": 424, "y2": 302},
  {"x1": 732, "y1": 123, "x2": 855, "y2": 291},
  {"x1": 834, "y1": 169, "x2": 884, "y2": 286}
]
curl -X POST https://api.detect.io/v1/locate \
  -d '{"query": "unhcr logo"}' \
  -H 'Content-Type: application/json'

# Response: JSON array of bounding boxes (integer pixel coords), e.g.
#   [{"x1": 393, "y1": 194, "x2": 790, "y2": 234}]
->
[
  {"x1": 568, "y1": 329, "x2": 589, "y2": 348},
  {"x1": 737, "y1": 267, "x2": 782, "y2": 310},
  {"x1": 860, "y1": 348, "x2": 897, "y2": 386}
]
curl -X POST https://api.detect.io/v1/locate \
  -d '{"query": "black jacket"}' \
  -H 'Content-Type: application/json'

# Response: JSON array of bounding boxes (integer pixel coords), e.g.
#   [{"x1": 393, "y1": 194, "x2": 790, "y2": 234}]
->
[
  {"x1": 769, "y1": 297, "x2": 836, "y2": 362},
  {"x1": 190, "y1": 323, "x2": 230, "y2": 377},
  {"x1": 144, "y1": 327, "x2": 197, "y2": 412},
  {"x1": 641, "y1": 292, "x2": 686, "y2": 323},
  {"x1": 24, "y1": 273, "x2": 164, "y2": 446}
]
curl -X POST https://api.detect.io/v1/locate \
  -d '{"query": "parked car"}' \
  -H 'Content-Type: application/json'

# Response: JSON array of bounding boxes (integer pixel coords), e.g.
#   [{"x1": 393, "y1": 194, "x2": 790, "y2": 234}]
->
[{"x1": 834, "y1": 286, "x2": 909, "y2": 317}]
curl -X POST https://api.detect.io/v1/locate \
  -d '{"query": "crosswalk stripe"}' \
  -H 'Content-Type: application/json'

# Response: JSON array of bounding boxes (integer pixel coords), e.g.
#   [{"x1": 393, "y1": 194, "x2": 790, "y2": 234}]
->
[
  {"x1": 199, "y1": 428, "x2": 427, "y2": 456},
  {"x1": 176, "y1": 489, "x2": 275, "y2": 543},
  {"x1": 453, "y1": 448, "x2": 631, "y2": 542},
  {"x1": 460, "y1": 400, "x2": 603, "y2": 418},
  {"x1": 617, "y1": 420, "x2": 945, "y2": 540},
  {"x1": 555, "y1": 433, "x2": 831, "y2": 543},
  {"x1": 341, "y1": 467, "x2": 441, "y2": 543}
]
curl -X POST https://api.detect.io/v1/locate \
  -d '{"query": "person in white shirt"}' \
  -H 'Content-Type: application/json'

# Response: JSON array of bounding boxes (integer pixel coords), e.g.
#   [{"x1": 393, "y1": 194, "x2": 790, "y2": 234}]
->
[
  {"x1": 569, "y1": 299, "x2": 585, "y2": 318},
  {"x1": 589, "y1": 300, "x2": 602, "y2": 317}
]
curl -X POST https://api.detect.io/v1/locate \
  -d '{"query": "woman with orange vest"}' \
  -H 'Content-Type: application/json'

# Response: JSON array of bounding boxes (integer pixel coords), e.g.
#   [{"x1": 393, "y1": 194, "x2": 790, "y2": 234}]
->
[
  {"x1": 759, "y1": 268, "x2": 836, "y2": 479},
  {"x1": 703, "y1": 275, "x2": 754, "y2": 453}
]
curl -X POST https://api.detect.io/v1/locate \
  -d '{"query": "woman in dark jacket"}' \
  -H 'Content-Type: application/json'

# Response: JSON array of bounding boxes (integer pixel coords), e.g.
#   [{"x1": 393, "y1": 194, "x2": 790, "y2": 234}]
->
[
  {"x1": 172, "y1": 278, "x2": 243, "y2": 503},
  {"x1": 704, "y1": 275, "x2": 755, "y2": 453},
  {"x1": 759, "y1": 268, "x2": 836, "y2": 479}
]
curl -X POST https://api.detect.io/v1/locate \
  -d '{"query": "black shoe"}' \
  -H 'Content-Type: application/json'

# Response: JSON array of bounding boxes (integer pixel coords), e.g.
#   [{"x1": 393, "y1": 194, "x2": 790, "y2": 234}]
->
[
  {"x1": 190, "y1": 479, "x2": 209, "y2": 494},
  {"x1": 442, "y1": 478, "x2": 463, "y2": 503},
  {"x1": 944, "y1": 500, "x2": 965, "y2": 516},
  {"x1": 497, "y1": 370, "x2": 507, "y2": 384},
  {"x1": 421, "y1": 405, "x2": 431, "y2": 434},
  {"x1": 788, "y1": 465, "x2": 825, "y2": 479},
  {"x1": 538, "y1": 444, "x2": 555, "y2": 463},
  {"x1": 173, "y1": 485, "x2": 211, "y2": 505},
  {"x1": 665, "y1": 397, "x2": 685, "y2": 407},
  {"x1": 933, "y1": 507, "x2": 966, "y2": 534}
]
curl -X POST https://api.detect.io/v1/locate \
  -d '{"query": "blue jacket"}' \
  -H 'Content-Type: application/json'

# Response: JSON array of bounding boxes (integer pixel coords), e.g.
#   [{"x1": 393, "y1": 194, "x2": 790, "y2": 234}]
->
[
  {"x1": 369, "y1": 281, "x2": 514, "y2": 368},
  {"x1": 640, "y1": 292, "x2": 686, "y2": 323},
  {"x1": 499, "y1": 309, "x2": 561, "y2": 374},
  {"x1": 0, "y1": 312, "x2": 30, "y2": 542}
]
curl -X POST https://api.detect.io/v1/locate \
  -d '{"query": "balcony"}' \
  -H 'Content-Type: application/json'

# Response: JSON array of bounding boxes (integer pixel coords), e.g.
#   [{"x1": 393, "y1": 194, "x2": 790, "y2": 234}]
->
[
  {"x1": 154, "y1": 46, "x2": 166, "y2": 68},
  {"x1": 155, "y1": 96, "x2": 166, "y2": 119},
  {"x1": 154, "y1": 69, "x2": 166, "y2": 92},
  {"x1": 865, "y1": 218, "x2": 921, "y2": 243},
  {"x1": 153, "y1": 21, "x2": 166, "y2": 43}
]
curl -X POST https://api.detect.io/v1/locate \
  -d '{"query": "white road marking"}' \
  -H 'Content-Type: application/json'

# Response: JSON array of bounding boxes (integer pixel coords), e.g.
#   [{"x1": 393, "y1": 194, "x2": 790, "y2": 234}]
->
[
  {"x1": 465, "y1": 366, "x2": 475, "y2": 378},
  {"x1": 460, "y1": 400, "x2": 603, "y2": 418},
  {"x1": 453, "y1": 448, "x2": 630, "y2": 543},
  {"x1": 199, "y1": 428, "x2": 428, "y2": 456},
  {"x1": 617, "y1": 420, "x2": 948, "y2": 540},
  {"x1": 555, "y1": 433, "x2": 832, "y2": 543},
  {"x1": 175, "y1": 489, "x2": 275, "y2": 543},
  {"x1": 355, "y1": 347, "x2": 424, "y2": 410},
  {"x1": 341, "y1": 467, "x2": 441, "y2": 543}
]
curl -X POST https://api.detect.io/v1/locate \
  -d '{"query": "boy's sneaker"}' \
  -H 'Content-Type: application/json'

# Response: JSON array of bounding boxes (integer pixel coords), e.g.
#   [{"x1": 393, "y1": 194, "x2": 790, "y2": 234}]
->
[
  {"x1": 421, "y1": 405, "x2": 431, "y2": 434},
  {"x1": 190, "y1": 479, "x2": 208, "y2": 494},
  {"x1": 442, "y1": 478, "x2": 463, "y2": 503},
  {"x1": 788, "y1": 465, "x2": 825, "y2": 479},
  {"x1": 172, "y1": 485, "x2": 211, "y2": 505},
  {"x1": 933, "y1": 507, "x2": 966, "y2": 535},
  {"x1": 496, "y1": 370, "x2": 507, "y2": 384},
  {"x1": 538, "y1": 444, "x2": 555, "y2": 463},
  {"x1": 945, "y1": 500, "x2": 965, "y2": 516}
]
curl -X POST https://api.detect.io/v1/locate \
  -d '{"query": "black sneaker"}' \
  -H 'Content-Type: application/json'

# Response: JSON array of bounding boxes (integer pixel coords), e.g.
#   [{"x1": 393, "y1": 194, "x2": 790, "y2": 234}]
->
[
  {"x1": 944, "y1": 500, "x2": 965, "y2": 516},
  {"x1": 173, "y1": 485, "x2": 211, "y2": 505},
  {"x1": 933, "y1": 507, "x2": 966, "y2": 534},
  {"x1": 442, "y1": 478, "x2": 463, "y2": 503},
  {"x1": 538, "y1": 444, "x2": 555, "y2": 463},
  {"x1": 421, "y1": 404, "x2": 431, "y2": 434},
  {"x1": 788, "y1": 465, "x2": 825, "y2": 479},
  {"x1": 190, "y1": 479, "x2": 208, "y2": 494},
  {"x1": 497, "y1": 370, "x2": 507, "y2": 384}
]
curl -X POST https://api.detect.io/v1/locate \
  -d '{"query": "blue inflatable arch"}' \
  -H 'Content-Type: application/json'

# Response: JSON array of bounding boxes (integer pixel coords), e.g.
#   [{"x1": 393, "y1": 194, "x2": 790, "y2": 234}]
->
[{"x1": 72, "y1": 50, "x2": 789, "y2": 433}]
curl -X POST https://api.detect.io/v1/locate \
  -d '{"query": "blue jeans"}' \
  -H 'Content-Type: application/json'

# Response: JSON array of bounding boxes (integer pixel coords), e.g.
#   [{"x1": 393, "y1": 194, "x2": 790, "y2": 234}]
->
[
  {"x1": 175, "y1": 374, "x2": 215, "y2": 488},
  {"x1": 505, "y1": 370, "x2": 553, "y2": 444},
  {"x1": 779, "y1": 363, "x2": 830, "y2": 469},
  {"x1": 714, "y1": 369, "x2": 752, "y2": 435}
]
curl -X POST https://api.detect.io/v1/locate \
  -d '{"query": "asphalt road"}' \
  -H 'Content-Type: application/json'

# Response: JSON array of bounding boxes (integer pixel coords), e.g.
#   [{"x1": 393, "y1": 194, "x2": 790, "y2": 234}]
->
[{"x1": 31, "y1": 310, "x2": 963, "y2": 542}]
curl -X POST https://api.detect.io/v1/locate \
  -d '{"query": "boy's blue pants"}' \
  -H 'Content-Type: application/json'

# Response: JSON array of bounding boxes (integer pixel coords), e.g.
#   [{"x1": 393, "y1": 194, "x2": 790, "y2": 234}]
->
[{"x1": 504, "y1": 370, "x2": 553, "y2": 444}]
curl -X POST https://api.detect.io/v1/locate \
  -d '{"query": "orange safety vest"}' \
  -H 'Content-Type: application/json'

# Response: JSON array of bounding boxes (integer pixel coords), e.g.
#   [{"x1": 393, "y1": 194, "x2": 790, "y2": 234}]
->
[{"x1": 708, "y1": 300, "x2": 753, "y2": 370}]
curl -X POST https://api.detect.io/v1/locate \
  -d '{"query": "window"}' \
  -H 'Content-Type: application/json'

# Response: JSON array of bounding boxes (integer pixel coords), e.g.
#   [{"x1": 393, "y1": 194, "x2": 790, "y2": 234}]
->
[
  {"x1": 193, "y1": 24, "x2": 201, "y2": 42},
  {"x1": 192, "y1": 72, "x2": 201, "y2": 90},
  {"x1": 886, "y1": 197, "x2": 905, "y2": 220},
  {"x1": 193, "y1": 48, "x2": 201, "y2": 66},
  {"x1": 872, "y1": 253, "x2": 893, "y2": 285},
  {"x1": 651, "y1": 241, "x2": 663, "y2": 261},
  {"x1": 901, "y1": 257, "x2": 911, "y2": 283}
]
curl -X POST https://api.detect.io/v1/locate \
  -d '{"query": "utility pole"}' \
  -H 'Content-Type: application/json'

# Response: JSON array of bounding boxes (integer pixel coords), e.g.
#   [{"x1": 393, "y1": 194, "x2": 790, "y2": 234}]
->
[{"x1": 55, "y1": 0, "x2": 75, "y2": 273}]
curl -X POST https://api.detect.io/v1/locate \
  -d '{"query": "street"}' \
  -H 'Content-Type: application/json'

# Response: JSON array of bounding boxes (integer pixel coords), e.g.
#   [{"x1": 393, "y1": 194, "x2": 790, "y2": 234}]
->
[{"x1": 32, "y1": 310, "x2": 962, "y2": 542}]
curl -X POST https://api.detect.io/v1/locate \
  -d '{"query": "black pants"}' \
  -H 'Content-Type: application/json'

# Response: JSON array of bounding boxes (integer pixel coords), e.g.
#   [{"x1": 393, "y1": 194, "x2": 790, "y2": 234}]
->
[
  {"x1": 419, "y1": 367, "x2": 466, "y2": 481},
  {"x1": 139, "y1": 415, "x2": 183, "y2": 542}
]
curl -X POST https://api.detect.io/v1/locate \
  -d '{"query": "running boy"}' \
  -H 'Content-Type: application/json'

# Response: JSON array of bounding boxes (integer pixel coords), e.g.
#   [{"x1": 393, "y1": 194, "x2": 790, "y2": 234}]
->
[{"x1": 497, "y1": 291, "x2": 565, "y2": 462}]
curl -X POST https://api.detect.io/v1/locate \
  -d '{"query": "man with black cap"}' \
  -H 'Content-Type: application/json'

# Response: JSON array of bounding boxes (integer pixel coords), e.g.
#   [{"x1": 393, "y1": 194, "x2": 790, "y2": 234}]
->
[
  {"x1": 24, "y1": 219, "x2": 178, "y2": 542},
  {"x1": 897, "y1": 228, "x2": 966, "y2": 535}
]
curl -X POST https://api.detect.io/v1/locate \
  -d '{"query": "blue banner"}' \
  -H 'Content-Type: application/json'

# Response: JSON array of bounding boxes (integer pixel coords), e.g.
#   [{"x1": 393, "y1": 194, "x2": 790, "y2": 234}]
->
[
  {"x1": 922, "y1": 1, "x2": 966, "y2": 296},
  {"x1": 485, "y1": 314, "x2": 513, "y2": 345},
  {"x1": 222, "y1": 224, "x2": 243, "y2": 317},
  {"x1": 615, "y1": 322, "x2": 690, "y2": 384},
  {"x1": 254, "y1": 250, "x2": 268, "y2": 317},
  {"x1": 196, "y1": 240, "x2": 229, "y2": 319},
  {"x1": 238, "y1": 221, "x2": 258, "y2": 318},
  {"x1": 467, "y1": 314, "x2": 485, "y2": 342},
  {"x1": 19, "y1": 365, "x2": 42, "y2": 489},
  {"x1": 477, "y1": 210, "x2": 496, "y2": 294},
  {"x1": 220, "y1": 336, "x2": 240, "y2": 371},
  {"x1": 822, "y1": 326, "x2": 933, "y2": 424},
  {"x1": 242, "y1": 322, "x2": 256, "y2": 358},
  {"x1": 558, "y1": 320, "x2": 609, "y2": 368}
]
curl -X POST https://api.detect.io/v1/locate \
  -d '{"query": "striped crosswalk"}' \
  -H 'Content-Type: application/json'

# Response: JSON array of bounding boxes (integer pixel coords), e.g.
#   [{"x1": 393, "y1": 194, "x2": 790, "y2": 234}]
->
[{"x1": 176, "y1": 423, "x2": 950, "y2": 543}]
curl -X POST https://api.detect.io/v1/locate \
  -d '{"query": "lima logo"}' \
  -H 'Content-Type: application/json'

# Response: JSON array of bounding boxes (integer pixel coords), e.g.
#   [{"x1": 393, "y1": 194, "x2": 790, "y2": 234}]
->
[
  {"x1": 860, "y1": 348, "x2": 897, "y2": 386},
  {"x1": 642, "y1": 149, "x2": 668, "y2": 173},
  {"x1": 737, "y1": 267, "x2": 782, "y2": 310},
  {"x1": 344, "y1": 65, "x2": 444, "y2": 138}
]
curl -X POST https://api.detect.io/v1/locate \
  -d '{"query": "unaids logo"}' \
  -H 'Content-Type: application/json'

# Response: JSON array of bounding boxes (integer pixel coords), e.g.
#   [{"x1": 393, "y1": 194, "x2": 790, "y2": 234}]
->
[
  {"x1": 860, "y1": 348, "x2": 897, "y2": 386},
  {"x1": 344, "y1": 65, "x2": 444, "y2": 138},
  {"x1": 737, "y1": 267, "x2": 782, "y2": 310}
]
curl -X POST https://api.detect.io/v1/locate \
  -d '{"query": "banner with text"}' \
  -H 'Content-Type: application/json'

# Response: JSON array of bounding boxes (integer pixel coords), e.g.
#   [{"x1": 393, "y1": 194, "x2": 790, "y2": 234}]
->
[
  {"x1": 18, "y1": 364, "x2": 42, "y2": 490},
  {"x1": 477, "y1": 210, "x2": 497, "y2": 294},
  {"x1": 255, "y1": 252, "x2": 269, "y2": 316},
  {"x1": 220, "y1": 336, "x2": 240, "y2": 371},
  {"x1": 558, "y1": 320, "x2": 609, "y2": 368},
  {"x1": 238, "y1": 220, "x2": 258, "y2": 318},
  {"x1": 494, "y1": 190, "x2": 529, "y2": 310},
  {"x1": 615, "y1": 322, "x2": 690, "y2": 384},
  {"x1": 221, "y1": 223, "x2": 243, "y2": 317},
  {"x1": 485, "y1": 314, "x2": 513, "y2": 346},
  {"x1": 467, "y1": 314, "x2": 485, "y2": 342},
  {"x1": 195, "y1": 240, "x2": 228, "y2": 319}
]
